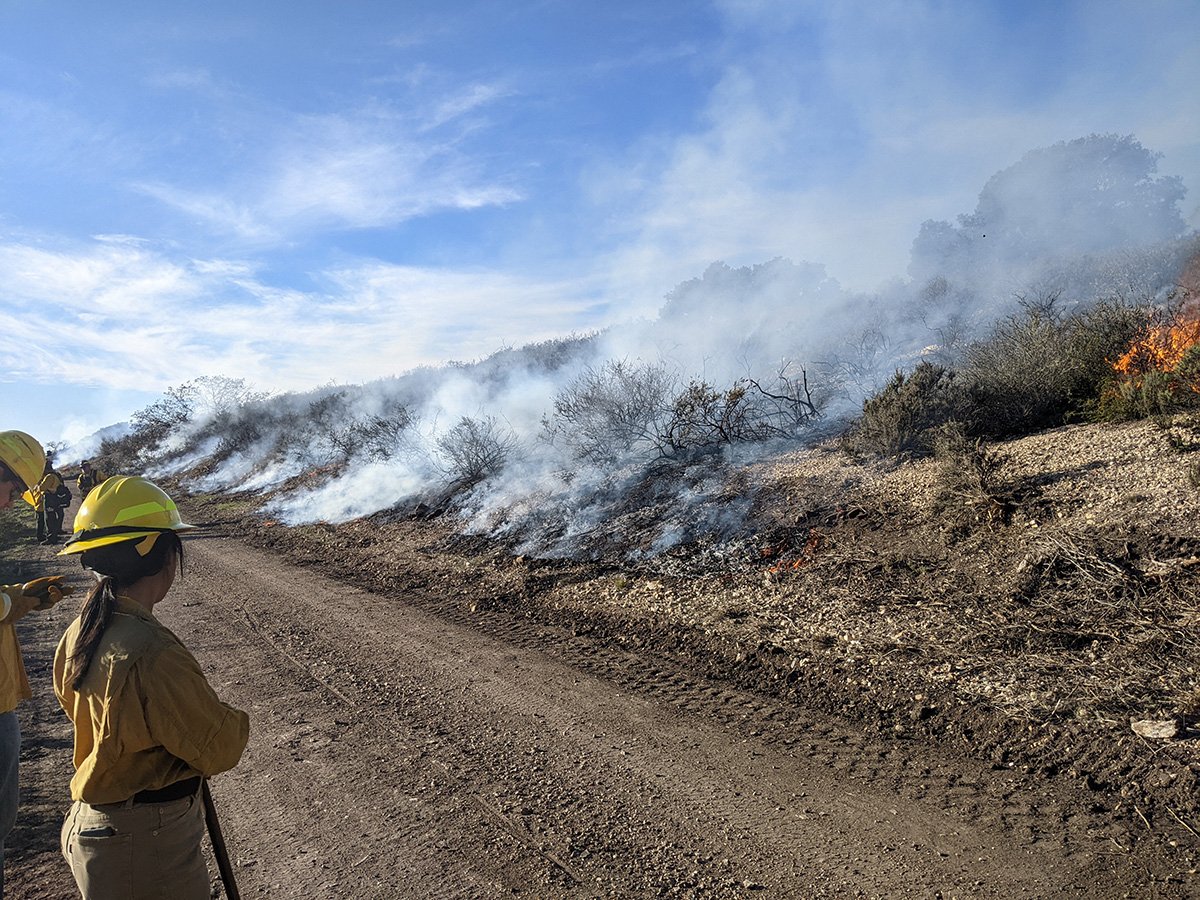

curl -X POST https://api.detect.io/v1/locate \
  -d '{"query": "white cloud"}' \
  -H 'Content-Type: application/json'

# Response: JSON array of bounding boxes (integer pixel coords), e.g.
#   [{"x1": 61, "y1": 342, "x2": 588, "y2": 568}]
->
[
  {"x1": 424, "y1": 82, "x2": 513, "y2": 131},
  {"x1": 134, "y1": 81, "x2": 521, "y2": 244},
  {"x1": 131, "y1": 182, "x2": 279, "y2": 242},
  {"x1": 0, "y1": 237, "x2": 604, "y2": 396}
]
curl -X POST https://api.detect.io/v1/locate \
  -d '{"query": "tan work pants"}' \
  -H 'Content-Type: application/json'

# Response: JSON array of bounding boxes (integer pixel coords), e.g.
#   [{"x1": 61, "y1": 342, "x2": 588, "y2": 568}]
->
[{"x1": 61, "y1": 790, "x2": 209, "y2": 900}]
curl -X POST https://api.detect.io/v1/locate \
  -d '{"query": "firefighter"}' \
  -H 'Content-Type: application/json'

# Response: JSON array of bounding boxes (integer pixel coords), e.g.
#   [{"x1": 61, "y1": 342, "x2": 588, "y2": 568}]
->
[
  {"x1": 0, "y1": 430, "x2": 71, "y2": 897},
  {"x1": 76, "y1": 462, "x2": 100, "y2": 496},
  {"x1": 55, "y1": 476, "x2": 248, "y2": 900},
  {"x1": 31, "y1": 460, "x2": 70, "y2": 544}
]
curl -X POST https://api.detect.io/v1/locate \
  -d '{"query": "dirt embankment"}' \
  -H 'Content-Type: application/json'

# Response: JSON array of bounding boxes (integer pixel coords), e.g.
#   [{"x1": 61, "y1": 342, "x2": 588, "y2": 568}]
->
[
  {"x1": 236, "y1": 419, "x2": 1200, "y2": 822},
  {"x1": 4, "y1": 417, "x2": 1199, "y2": 897}
]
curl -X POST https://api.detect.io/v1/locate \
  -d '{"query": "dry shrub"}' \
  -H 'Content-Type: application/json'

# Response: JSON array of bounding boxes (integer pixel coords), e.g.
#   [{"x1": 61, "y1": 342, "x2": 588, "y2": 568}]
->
[
  {"x1": 543, "y1": 359, "x2": 676, "y2": 464},
  {"x1": 345, "y1": 403, "x2": 415, "y2": 461},
  {"x1": 931, "y1": 424, "x2": 1014, "y2": 528},
  {"x1": 436, "y1": 416, "x2": 516, "y2": 486},
  {"x1": 961, "y1": 531, "x2": 1200, "y2": 723},
  {"x1": 212, "y1": 412, "x2": 264, "y2": 460},
  {"x1": 663, "y1": 373, "x2": 819, "y2": 456},
  {"x1": 963, "y1": 296, "x2": 1145, "y2": 436},
  {"x1": 845, "y1": 297, "x2": 1149, "y2": 459}
]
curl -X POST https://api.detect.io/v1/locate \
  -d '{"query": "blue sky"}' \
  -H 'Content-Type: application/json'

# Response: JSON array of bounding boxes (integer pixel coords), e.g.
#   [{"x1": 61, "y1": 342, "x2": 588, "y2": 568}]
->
[{"x1": 1, "y1": 0, "x2": 1197, "y2": 446}]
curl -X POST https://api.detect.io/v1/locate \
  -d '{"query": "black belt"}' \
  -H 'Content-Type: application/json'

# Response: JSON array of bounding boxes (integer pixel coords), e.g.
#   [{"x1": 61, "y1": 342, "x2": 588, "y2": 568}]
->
[{"x1": 132, "y1": 776, "x2": 201, "y2": 804}]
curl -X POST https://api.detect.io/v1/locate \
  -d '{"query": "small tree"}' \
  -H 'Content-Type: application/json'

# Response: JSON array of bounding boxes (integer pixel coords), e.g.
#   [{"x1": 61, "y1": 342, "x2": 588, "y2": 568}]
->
[
  {"x1": 130, "y1": 383, "x2": 197, "y2": 445},
  {"x1": 189, "y1": 375, "x2": 269, "y2": 422}
]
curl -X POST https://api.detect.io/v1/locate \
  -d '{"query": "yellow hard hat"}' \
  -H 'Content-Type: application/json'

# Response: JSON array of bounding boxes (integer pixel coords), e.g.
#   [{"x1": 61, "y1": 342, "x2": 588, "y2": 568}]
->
[
  {"x1": 0, "y1": 430, "x2": 46, "y2": 506},
  {"x1": 60, "y1": 476, "x2": 195, "y2": 556}
]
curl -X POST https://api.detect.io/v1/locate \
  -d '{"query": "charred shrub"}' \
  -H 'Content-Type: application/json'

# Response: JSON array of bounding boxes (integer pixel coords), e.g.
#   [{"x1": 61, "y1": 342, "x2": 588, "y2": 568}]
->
[
  {"x1": 212, "y1": 411, "x2": 265, "y2": 461},
  {"x1": 964, "y1": 297, "x2": 1145, "y2": 435},
  {"x1": 436, "y1": 416, "x2": 517, "y2": 487},
  {"x1": 300, "y1": 391, "x2": 354, "y2": 462},
  {"x1": 95, "y1": 431, "x2": 147, "y2": 473},
  {"x1": 543, "y1": 359, "x2": 675, "y2": 464},
  {"x1": 299, "y1": 393, "x2": 415, "y2": 463},
  {"x1": 663, "y1": 373, "x2": 820, "y2": 456},
  {"x1": 664, "y1": 380, "x2": 759, "y2": 455},
  {"x1": 845, "y1": 361, "x2": 972, "y2": 458},
  {"x1": 347, "y1": 402, "x2": 415, "y2": 461}
]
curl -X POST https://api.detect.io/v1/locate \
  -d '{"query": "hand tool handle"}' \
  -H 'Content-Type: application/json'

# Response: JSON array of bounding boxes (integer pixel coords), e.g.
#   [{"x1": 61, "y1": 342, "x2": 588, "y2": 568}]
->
[{"x1": 202, "y1": 778, "x2": 242, "y2": 900}]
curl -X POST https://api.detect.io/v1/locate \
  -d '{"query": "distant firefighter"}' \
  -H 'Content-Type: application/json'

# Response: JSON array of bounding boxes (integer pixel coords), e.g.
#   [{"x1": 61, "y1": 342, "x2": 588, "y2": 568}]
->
[
  {"x1": 76, "y1": 460, "x2": 101, "y2": 495},
  {"x1": 30, "y1": 458, "x2": 72, "y2": 545}
]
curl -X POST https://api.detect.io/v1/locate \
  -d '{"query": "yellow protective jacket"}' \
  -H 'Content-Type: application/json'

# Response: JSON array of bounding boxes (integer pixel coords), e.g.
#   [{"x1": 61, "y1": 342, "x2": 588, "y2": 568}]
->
[
  {"x1": 29, "y1": 471, "x2": 63, "y2": 512},
  {"x1": 54, "y1": 596, "x2": 249, "y2": 804},
  {"x1": 0, "y1": 584, "x2": 32, "y2": 715}
]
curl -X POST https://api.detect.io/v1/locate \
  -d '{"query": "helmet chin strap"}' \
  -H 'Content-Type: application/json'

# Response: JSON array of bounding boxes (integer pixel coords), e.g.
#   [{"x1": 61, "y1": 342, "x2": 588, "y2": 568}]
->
[{"x1": 134, "y1": 533, "x2": 160, "y2": 556}]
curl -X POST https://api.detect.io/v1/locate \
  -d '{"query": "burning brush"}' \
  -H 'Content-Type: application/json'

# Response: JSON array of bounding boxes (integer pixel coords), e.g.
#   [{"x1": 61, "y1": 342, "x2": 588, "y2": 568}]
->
[
  {"x1": 1105, "y1": 300, "x2": 1200, "y2": 412},
  {"x1": 1112, "y1": 306, "x2": 1200, "y2": 389},
  {"x1": 763, "y1": 529, "x2": 823, "y2": 575}
]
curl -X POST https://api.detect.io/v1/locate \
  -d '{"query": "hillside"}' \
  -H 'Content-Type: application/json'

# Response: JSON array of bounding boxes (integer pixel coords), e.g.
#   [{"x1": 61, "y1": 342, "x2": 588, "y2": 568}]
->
[{"x1": 185, "y1": 416, "x2": 1200, "y2": 866}]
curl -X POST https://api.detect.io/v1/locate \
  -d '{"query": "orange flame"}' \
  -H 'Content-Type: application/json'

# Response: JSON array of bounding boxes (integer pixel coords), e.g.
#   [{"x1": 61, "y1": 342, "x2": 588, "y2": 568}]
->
[
  {"x1": 767, "y1": 531, "x2": 822, "y2": 575},
  {"x1": 1112, "y1": 315, "x2": 1200, "y2": 380}
]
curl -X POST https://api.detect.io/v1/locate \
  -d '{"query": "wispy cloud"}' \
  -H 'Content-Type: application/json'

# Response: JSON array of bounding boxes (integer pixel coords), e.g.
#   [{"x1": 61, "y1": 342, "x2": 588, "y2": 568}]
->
[
  {"x1": 0, "y1": 237, "x2": 603, "y2": 395},
  {"x1": 134, "y1": 87, "x2": 521, "y2": 244},
  {"x1": 424, "y1": 82, "x2": 513, "y2": 131}
]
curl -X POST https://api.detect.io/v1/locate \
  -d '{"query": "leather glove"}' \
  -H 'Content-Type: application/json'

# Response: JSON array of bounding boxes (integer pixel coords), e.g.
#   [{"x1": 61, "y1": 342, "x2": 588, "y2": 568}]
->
[
  {"x1": 21, "y1": 576, "x2": 75, "y2": 611},
  {"x1": 1, "y1": 585, "x2": 37, "y2": 622}
]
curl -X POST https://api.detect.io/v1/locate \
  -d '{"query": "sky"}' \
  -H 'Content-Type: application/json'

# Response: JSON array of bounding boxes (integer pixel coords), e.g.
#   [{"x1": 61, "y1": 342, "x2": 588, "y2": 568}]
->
[{"x1": 1, "y1": 0, "x2": 1197, "y2": 446}]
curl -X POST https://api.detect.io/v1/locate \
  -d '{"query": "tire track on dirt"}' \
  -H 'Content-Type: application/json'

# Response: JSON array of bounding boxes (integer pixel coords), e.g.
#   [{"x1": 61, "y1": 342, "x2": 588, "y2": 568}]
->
[
  {"x1": 382, "y1": 583, "x2": 1118, "y2": 859},
  {"x1": 153, "y1": 532, "x2": 1169, "y2": 898}
]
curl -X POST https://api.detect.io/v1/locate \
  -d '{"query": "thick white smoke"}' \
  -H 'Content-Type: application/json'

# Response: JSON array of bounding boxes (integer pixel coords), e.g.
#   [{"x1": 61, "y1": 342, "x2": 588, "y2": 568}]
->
[{"x1": 132, "y1": 135, "x2": 1196, "y2": 558}]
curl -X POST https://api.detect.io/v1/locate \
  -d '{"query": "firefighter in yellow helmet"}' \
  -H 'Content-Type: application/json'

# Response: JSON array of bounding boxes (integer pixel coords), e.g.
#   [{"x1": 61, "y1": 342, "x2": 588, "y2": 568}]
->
[
  {"x1": 0, "y1": 430, "x2": 72, "y2": 896},
  {"x1": 76, "y1": 461, "x2": 101, "y2": 496},
  {"x1": 54, "y1": 477, "x2": 248, "y2": 900},
  {"x1": 30, "y1": 457, "x2": 69, "y2": 545}
]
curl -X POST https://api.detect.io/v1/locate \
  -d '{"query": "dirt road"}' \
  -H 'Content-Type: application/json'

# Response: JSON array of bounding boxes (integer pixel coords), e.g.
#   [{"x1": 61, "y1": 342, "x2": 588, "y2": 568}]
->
[{"x1": 9, "y1": 526, "x2": 1194, "y2": 898}]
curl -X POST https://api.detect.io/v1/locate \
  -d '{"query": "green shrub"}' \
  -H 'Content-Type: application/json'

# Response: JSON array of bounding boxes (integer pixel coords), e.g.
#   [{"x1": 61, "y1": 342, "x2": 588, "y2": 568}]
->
[
  {"x1": 845, "y1": 361, "x2": 972, "y2": 458},
  {"x1": 963, "y1": 298, "x2": 1145, "y2": 436}
]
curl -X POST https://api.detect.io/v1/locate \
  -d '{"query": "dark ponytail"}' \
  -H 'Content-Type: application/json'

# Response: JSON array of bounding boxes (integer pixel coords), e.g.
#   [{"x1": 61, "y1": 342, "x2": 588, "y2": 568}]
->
[{"x1": 68, "y1": 531, "x2": 184, "y2": 690}]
